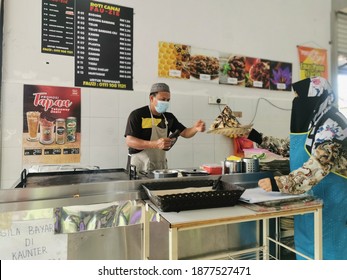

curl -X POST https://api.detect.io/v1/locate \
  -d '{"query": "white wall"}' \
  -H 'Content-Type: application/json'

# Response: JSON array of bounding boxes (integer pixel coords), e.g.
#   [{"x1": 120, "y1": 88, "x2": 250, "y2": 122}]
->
[{"x1": 0, "y1": 0, "x2": 331, "y2": 188}]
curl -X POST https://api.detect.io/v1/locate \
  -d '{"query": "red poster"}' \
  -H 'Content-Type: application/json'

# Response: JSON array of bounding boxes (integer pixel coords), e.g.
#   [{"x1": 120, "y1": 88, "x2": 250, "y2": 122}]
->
[{"x1": 23, "y1": 84, "x2": 81, "y2": 165}]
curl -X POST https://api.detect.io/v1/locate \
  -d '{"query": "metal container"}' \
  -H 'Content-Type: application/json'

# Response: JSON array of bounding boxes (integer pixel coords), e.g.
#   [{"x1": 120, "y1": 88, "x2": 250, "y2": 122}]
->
[
  {"x1": 152, "y1": 169, "x2": 179, "y2": 179},
  {"x1": 242, "y1": 158, "x2": 260, "y2": 173},
  {"x1": 223, "y1": 160, "x2": 243, "y2": 174}
]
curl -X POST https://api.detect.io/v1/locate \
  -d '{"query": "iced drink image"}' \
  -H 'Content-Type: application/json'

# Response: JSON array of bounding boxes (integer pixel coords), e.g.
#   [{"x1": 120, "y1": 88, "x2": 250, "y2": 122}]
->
[
  {"x1": 26, "y1": 111, "x2": 41, "y2": 141},
  {"x1": 39, "y1": 118, "x2": 55, "y2": 145}
]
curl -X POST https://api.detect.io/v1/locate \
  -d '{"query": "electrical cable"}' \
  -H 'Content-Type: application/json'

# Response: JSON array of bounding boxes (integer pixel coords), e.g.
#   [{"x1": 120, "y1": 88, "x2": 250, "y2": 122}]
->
[{"x1": 249, "y1": 97, "x2": 291, "y2": 125}]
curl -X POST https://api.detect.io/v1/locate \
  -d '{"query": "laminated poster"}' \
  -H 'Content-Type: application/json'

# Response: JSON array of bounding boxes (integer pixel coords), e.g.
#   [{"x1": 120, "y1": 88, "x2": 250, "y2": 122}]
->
[
  {"x1": 219, "y1": 53, "x2": 246, "y2": 86},
  {"x1": 23, "y1": 84, "x2": 81, "y2": 165},
  {"x1": 270, "y1": 61, "x2": 292, "y2": 91},
  {"x1": 245, "y1": 57, "x2": 270, "y2": 89},
  {"x1": 158, "y1": 42, "x2": 219, "y2": 83}
]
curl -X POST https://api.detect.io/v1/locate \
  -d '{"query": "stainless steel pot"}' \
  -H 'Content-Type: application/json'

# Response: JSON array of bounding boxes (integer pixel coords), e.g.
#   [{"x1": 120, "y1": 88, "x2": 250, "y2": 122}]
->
[
  {"x1": 152, "y1": 169, "x2": 179, "y2": 179},
  {"x1": 242, "y1": 158, "x2": 260, "y2": 173},
  {"x1": 223, "y1": 160, "x2": 243, "y2": 174}
]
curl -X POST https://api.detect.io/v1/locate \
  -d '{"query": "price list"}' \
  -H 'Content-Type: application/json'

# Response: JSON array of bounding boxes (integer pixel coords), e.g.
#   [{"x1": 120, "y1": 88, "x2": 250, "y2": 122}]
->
[
  {"x1": 24, "y1": 149, "x2": 43, "y2": 156},
  {"x1": 75, "y1": 1, "x2": 133, "y2": 90},
  {"x1": 41, "y1": 0, "x2": 75, "y2": 56}
]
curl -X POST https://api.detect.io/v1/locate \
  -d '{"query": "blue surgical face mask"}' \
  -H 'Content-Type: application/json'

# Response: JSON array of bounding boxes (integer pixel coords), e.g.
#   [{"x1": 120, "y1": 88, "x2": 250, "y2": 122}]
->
[{"x1": 155, "y1": 100, "x2": 169, "y2": 113}]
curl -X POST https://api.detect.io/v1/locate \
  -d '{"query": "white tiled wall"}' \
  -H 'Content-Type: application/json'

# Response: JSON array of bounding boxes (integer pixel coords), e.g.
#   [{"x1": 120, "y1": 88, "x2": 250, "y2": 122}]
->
[{"x1": 0, "y1": 0, "x2": 331, "y2": 188}]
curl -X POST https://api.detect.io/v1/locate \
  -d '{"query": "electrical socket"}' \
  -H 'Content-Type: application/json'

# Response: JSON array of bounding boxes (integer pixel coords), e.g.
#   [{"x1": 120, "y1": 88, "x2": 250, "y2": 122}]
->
[{"x1": 208, "y1": 96, "x2": 226, "y2": 105}]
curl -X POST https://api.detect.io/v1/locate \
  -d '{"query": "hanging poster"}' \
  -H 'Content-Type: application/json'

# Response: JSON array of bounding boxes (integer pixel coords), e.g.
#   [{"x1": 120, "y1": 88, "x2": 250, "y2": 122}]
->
[
  {"x1": 75, "y1": 1, "x2": 133, "y2": 90},
  {"x1": 41, "y1": 0, "x2": 75, "y2": 56},
  {"x1": 219, "y1": 53, "x2": 246, "y2": 86},
  {"x1": 297, "y1": 46, "x2": 328, "y2": 79},
  {"x1": 23, "y1": 85, "x2": 81, "y2": 165}
]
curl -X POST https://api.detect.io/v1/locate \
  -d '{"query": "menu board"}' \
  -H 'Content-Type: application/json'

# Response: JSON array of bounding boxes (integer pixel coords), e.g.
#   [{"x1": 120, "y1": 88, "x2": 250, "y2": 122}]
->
[
  {"x1": 75, "y1": 1, "x2": 133, "y2": 90},
  {"x1": 41, "y1": 0, "x2": 75, "y2": 56}
]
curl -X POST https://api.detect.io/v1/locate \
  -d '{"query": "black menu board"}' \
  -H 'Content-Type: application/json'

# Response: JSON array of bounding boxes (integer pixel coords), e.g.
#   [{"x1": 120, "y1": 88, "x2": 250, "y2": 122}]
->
[
  {"x1": 41, "y1": 0, "x2": 75, "y2": 56},
  {"x1": 75, "y1": 1, "x2": 133, "y2": 90}
]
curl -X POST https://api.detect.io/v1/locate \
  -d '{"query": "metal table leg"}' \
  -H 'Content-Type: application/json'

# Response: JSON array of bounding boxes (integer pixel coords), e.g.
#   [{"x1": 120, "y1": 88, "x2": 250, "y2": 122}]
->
[
  {"x1": 314, "y1": 207, "x2": 323, "y2": 260},
  {"x1": 169, "y1": 227, "x2": 178, "y2": 260}
]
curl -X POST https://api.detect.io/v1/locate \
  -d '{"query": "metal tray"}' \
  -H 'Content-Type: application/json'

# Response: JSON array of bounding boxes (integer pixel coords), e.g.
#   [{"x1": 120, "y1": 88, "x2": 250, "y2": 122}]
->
[{"x1": 142, "y1": 179, "x2": 245, "y2": 212}]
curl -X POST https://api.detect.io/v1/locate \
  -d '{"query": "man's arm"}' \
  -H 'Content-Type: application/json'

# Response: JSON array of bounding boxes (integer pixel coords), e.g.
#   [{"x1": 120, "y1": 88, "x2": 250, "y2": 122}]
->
[{"x1": 180, "y1": 119, "x2": 206, "y2": 138}]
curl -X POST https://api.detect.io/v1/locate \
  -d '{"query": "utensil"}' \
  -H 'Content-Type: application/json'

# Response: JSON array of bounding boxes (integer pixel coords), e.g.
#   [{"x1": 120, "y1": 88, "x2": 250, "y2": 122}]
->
[
  {"x1": 223, "y1": 160, "x2": 243, "y2": 174},
  {"x1": 152, "y1": 169, "x2": 179, "y2": 179},
  {"x1": 180, "y1": 169, "x2": 209, "y2": 177},
  {"x1": 242, "y1": 158, "x2": 260, "y2": 173},
  {"x1": 163, "y1": 129, "x2": 180, "y2": 151}
]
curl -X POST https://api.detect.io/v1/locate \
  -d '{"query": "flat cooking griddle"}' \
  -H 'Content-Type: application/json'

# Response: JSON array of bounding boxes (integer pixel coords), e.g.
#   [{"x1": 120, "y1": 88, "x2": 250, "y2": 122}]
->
[{"x1": 15, "y1": 168, "x2": 134, "y2": 188}]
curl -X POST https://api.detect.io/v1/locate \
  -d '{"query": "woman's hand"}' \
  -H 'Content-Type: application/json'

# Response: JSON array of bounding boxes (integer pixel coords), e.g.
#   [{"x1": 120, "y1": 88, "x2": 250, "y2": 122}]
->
[{"x1": 258, "y1": 178, "x2": 272, "y2": 192}]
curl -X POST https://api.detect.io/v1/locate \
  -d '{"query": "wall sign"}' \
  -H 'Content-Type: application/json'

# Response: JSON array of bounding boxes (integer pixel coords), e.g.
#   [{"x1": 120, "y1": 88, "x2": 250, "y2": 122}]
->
[
  {"x1": 23, "y1": 84, "x2": 81, "y2": 165},
  {"x1": 75, "y1": 1, "x2": 133, "y2": 90},
  {"x1": 41, "y1": 0, "x2": 75, "y2": 56},
  {"x1": 0, "y1": 218, "x2": 67, "y2": 260}
]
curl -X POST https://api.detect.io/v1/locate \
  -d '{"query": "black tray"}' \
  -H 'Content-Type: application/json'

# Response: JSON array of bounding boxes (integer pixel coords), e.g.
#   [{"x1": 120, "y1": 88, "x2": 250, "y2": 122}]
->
[{"x1": 142, "y1": 179, "x2": 245, "y2": 212}]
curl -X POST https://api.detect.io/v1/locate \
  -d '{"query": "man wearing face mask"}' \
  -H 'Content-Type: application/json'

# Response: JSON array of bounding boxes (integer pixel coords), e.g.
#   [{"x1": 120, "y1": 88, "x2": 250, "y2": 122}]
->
[{"x1": 124, "y1": 83, "x2": 206, "y2": 172}]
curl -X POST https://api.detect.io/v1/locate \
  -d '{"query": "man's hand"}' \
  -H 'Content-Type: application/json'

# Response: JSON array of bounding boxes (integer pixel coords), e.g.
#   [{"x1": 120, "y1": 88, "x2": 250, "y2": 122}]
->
[
  {"x1": 155, "y1": 137, "x2": 172, "y2": 150},
  {"x1": 194, "y1": 119, "x2": 206, "y2": 132}
]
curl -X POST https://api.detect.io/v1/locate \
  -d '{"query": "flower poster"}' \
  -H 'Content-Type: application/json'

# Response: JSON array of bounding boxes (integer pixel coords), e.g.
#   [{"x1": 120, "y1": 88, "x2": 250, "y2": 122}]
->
[
  {"x1": 23, "y1": 85, "x2": 81, "y2": 165},
  {"x1": 297, "y1": 46, "x2": 328, "y2": 79},
  {"x1": 270, "y1": 61, "x2": 292, "y2": 91}
]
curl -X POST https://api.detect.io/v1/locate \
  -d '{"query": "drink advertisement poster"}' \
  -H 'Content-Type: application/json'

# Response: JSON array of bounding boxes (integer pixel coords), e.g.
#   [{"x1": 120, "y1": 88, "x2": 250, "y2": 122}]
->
[
  {"x1": 23, "y1": 85, "x2": 81, "y2": 165},
  {"x1": 297, "y1": 45, "x2": 328, "y2": 79}
]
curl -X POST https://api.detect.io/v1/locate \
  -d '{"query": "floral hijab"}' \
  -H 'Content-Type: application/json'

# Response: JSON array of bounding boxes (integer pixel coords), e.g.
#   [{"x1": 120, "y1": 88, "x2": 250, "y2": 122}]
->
[{"x1": 291, "y1": 77, "x2": 347, "y2": 154}]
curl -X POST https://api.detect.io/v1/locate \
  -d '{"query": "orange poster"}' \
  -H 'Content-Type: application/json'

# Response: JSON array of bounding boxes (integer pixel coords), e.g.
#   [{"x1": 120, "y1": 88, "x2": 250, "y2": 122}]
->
[{"x1": 297, "y1": 46, "x2": 328, "y2": 79}]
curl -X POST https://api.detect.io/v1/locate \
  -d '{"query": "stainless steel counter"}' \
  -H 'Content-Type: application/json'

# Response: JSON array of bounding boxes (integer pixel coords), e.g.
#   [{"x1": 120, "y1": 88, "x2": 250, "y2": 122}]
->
[{"x1": 0, "y1": 172, "x2": 273, "y2": 260}]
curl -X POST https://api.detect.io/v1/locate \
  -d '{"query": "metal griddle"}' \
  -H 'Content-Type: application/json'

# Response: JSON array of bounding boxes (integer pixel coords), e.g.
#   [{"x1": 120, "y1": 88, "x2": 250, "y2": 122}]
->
[{"x1": 14, "y1": 167, "x2": 137, "y2": 188}]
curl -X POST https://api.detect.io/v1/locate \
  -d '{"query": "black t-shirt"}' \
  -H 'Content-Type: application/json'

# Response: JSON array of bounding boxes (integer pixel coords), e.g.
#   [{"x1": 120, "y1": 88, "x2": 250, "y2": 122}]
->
[{"x1": 124, "y1": 106, "x2": 186, "y2": 154}]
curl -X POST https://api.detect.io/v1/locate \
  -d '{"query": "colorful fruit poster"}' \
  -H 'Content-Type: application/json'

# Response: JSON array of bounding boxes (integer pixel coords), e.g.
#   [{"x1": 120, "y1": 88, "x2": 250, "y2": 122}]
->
[
  {"x1": 23, "y1": 84, "x2": 81, "y2": 165},
  {"x1": 297, "y1": 46, "x2": 328, "y2": 79}
]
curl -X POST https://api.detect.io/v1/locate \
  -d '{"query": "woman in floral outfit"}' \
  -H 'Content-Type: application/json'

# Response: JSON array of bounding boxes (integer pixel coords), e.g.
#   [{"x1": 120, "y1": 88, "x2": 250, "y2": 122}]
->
[{"x1": 250, "y1": 77, "x2": 347, "y2": 259}]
